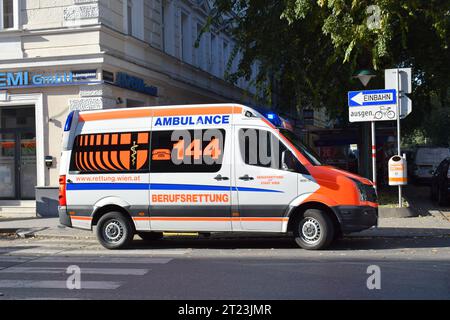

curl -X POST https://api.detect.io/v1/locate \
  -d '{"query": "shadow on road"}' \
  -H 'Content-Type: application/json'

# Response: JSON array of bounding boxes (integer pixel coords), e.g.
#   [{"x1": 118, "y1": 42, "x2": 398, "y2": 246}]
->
[{"x1": 121, "y1": 230, "x2": 450, "y2": 251}]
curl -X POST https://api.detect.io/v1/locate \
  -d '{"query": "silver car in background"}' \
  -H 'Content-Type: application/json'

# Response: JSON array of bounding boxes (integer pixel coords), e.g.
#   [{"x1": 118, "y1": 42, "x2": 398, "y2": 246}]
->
[{"x1": 413, "y1": 147, "x2": 450, "y2": 184}]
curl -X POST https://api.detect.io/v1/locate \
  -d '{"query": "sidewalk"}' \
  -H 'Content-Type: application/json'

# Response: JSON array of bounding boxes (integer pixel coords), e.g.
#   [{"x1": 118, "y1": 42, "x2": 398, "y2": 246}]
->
[
  {"x1": 0, "y1": 217, "x2": 95, "y2": 239},
  {"x1": 1, "y1": 214, "x2": 449, "y2": 240}
]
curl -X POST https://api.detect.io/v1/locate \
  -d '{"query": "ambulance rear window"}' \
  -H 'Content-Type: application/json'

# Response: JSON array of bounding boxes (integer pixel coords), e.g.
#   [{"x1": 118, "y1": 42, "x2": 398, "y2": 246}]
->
[{"x1": 69, "y1": 132, "x2": 150, "y2": 174}]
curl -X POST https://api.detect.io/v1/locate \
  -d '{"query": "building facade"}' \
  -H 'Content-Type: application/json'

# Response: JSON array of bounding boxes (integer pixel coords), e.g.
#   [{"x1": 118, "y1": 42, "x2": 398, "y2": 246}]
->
[{"x1": 0, "y1": 0, "x2": 257, "y2": 215}]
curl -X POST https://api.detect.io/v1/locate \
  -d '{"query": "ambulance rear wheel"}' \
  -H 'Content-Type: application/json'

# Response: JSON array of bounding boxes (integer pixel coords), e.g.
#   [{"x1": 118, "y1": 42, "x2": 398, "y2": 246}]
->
[
  {"x1": 138, "y1": 232, "x2": 164, "y2": 241},
  {"x1": 294, "y1": 209, "x2": 335, "y2": 250},
  {"x1": 96, "y1": 212, "x2": 134, "y2": 249}
]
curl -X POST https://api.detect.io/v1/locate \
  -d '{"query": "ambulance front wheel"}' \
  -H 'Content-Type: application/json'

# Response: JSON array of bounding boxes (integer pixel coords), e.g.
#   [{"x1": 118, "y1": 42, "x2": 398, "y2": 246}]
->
[
  {"x1": 96, "y1": 212, "x2": 135, "y2": 249},
  {"x1": 294, "y1": 209, "x2": 335, "y2": 250}
]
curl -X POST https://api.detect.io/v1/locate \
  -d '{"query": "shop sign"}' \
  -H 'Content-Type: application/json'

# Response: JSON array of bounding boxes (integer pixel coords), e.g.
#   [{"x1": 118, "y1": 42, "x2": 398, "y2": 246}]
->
[
  {"x1": 0, "y1": 70, "x2": 99, "y2": 88},
  {"x1": 114, "y1": 72, "x2": 158, "y2": 97}
]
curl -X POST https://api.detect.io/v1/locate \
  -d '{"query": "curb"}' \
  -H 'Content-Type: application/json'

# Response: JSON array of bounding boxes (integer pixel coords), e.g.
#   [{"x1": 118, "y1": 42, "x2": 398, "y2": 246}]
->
[
  {"x1": 379, "y1": 207, "x2": 417, "y2": 218},
  {"x1": 0, "y1": 228, "x2": 19, "y2": 235},
  {"x1": 16, "y1": 227, "x2": 48, "y2": 238}
]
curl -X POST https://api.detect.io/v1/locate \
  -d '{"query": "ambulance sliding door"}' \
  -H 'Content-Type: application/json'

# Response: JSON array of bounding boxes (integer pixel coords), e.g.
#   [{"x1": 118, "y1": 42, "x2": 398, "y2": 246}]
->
[{"x1": 149, "y1": 125, "x2": 232, "y2": 231}]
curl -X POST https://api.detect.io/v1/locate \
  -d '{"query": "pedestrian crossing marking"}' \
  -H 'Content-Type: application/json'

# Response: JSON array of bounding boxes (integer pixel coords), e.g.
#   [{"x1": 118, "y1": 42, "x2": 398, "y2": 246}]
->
[
  {"x1": 0, "y1": 280, "x2": 121, "y2": 290},
  {"x1": 0, "y1": 267, "x2": 149, "y2": 276}
]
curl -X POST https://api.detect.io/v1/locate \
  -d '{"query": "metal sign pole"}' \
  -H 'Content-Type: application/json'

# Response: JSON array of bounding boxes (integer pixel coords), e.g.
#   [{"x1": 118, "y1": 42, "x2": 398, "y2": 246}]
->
[
  {"x1": 371, "y1": 121, "x2": 377, "y2": 192},
  {"x1": 396, "y1": 68, "x2": 402, "y2": 207}
]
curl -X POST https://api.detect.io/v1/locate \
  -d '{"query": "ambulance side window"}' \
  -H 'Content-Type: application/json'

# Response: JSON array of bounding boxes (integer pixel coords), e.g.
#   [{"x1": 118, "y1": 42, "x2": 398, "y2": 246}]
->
[
  {"x1": 69, "y1": 132, "x2": 150, "y2": 174},
  {"x1": 150, "y1": 129, "x2": 225, "y2": 173},
  {"x1": 239, "y1": 128, "x2": 307, "y2": 173}
]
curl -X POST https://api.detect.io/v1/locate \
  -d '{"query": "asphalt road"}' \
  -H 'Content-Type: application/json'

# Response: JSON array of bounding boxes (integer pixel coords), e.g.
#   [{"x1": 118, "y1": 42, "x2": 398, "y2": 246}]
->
[{"x1": 0, "y1": 235, "x2": 449, "y2": 300}]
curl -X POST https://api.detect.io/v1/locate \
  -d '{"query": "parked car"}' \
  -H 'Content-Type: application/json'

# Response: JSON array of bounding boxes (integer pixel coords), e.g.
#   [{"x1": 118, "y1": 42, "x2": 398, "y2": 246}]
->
[
  {"x1": 430, "y1": 158, "x2": 450, "y2": 206},
  {"x1": 412, "y1": 147, "x2": 450, "y2": 184}
]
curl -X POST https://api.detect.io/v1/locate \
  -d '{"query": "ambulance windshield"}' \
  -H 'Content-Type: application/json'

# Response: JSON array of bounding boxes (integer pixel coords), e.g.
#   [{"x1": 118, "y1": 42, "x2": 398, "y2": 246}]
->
[{"x1": 279, "y1": 129, "x2": 322, "y2": 166}]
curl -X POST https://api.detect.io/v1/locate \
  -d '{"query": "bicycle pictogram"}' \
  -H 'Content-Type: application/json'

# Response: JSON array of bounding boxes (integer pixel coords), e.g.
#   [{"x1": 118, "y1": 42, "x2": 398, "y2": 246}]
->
[{"x1": 374, "y1": 106, "x2": 395, "y2": 120}]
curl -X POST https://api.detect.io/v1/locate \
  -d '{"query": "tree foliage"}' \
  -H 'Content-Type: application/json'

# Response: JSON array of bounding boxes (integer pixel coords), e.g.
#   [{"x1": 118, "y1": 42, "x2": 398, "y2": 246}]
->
[{"x1": 210, "y1": 0, "x2": 450, "y2": 143}]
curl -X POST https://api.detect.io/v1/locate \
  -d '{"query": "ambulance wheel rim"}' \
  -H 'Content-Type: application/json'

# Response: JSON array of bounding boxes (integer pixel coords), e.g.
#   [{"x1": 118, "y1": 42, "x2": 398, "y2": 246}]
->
[
  {"x1": 301, "y1": 218, "x2": 321, "y2": 244},
  {"x1": 104, "y1": 220, "x2": 124, "y2": 243}
]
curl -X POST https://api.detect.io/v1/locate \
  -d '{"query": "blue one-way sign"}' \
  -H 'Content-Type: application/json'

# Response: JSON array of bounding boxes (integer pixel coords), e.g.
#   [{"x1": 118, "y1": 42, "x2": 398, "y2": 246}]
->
[{"x1": 348, "y1": 89, "x2": 397, "y2": 107}]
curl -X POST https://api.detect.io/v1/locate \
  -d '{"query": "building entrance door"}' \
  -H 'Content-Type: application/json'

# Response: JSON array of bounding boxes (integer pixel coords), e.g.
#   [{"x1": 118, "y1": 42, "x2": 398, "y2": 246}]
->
[{"x1": 0, "y1": 106, "x2": 36, "y2": 200}]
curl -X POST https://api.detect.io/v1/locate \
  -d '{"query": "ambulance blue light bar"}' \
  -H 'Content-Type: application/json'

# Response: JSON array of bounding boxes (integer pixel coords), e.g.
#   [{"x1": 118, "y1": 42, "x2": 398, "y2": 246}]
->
[
  {"x1": 262, "y1": 112, "x2": 282, "y2": 127},
  {"x1": 64, "y1": 111, "x2": 75, "y2": 132}
]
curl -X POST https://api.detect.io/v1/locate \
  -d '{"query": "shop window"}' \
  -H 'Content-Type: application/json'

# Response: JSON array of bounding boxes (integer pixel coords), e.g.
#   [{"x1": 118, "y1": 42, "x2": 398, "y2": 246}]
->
[
  {"x1": 69, "y1": 132, "x2": 150, "y2": 174},
  {"x1": 150, "y1": 129, "x2": 225, "y2": 173}
]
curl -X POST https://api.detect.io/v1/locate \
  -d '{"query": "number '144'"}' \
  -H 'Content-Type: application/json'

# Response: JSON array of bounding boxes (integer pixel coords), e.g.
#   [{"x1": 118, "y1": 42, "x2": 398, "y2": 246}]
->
[{"x1": 173, "y1": 138, "x2": 221, "y2": 160}]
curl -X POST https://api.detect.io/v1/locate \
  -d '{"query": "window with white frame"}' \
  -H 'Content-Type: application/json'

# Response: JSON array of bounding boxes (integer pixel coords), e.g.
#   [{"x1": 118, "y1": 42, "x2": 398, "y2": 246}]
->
[
  {"x1": 124, "y1": 0, "x2": 144, "y2": 40},
  {"x1": 180, "y1": 11, "x2": 191, "y2": 63},
  {"x1": 0, "y1": 0, "x2": 18, "y2": 30},
  {"x1": 126, "y1": 0, "x2": 132, "y2": 35},
  {"x1": 210, "y1": 33, "x2": 219, "y2": 76},
  {"x1": 223, "y1": 40, "x2": 230, "y2": 76},
  {"x1": 196, "y1": 22, "x2": 207, "y2": 70},
  {"x1": 161, "y1": 2, "x2": 165, "y2": 50},
  {"x1": 161, "y1": 0, "x2": 175, "y2": 55}
]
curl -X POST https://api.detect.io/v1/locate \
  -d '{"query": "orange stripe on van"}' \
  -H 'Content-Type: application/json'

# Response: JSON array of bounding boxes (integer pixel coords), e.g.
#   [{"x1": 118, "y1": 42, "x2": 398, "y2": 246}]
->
[
  {"x1": 89, "y1": 152, "x2": 100, "y2": 171},
  {"x1": 151, "y1": 106, "x2": 241, "y2": 117},
  {"x1": 150, "y1": 217, "x2": 232, "y2": 222},
  {"x1": 237, "y1": 217, "x2": 288, "y2": 222},
  {"x1": 79, "y1": 109, "x2": 152, "y2": 122},
  {"x1": 102, "y1": 151, "x2": 115, "y2": 170},
  {"x1": 79, "y1": 106, "x2": 242, "y2": 122},
  {"x1": 132, "y1": 217, "x2": 287, "y2": 222},
  {"x1": 70, "y1": 216, "x2": 92, "y2": 221},
  {"x1": 95, "y1": 152, "x2": 108, "y2": 171},
  {"x1": 110, "y1": 151, "x2": 124, "y2": 170},
  {"x1": 83, "y1": 152, "x2": 94, "y2": 171}
]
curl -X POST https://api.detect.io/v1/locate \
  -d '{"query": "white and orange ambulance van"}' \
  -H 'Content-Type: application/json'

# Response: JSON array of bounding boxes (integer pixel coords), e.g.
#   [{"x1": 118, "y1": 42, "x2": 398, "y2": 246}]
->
[{"x1": 58, "y1": 104, "x2": 378, "y2": 250}]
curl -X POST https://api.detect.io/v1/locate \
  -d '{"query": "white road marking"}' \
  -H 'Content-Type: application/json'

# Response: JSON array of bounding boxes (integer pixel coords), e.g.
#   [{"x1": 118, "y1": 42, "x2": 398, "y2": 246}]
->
[
  {"x1": 28, "y1": 256, "x2": 173, "y2": 264},
  {"x1": 0, "y1": 280, "x2": 121, "y2": 289},
  {"x1": 0, "y1": 267, "x2": 149, "y2": 275},
  {"x1": 6, "y1": 248, "x2": 66, "y2": 255},
  {"x1": 63, "y1": 249, "x2": 190, "y2": 256}
]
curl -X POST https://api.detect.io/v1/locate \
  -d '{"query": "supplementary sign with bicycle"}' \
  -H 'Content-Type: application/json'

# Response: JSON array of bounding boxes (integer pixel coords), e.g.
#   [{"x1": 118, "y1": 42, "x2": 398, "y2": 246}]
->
[{"x1": 348, "y1": 89, "x2": 397, "y2": 122}]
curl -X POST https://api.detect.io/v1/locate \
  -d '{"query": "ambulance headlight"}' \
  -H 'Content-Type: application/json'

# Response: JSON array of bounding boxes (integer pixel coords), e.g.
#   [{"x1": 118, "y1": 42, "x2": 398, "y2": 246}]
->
[
  {"x1": 351, "y1": 178, "x2": 368, "y2": 201},
  {"x1": 351, "y1": 178, "x2": 377, "y2": 203}
]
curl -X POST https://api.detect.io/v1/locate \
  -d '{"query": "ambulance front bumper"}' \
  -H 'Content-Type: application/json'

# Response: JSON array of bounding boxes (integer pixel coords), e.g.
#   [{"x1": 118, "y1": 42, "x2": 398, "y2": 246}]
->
[
  {"x1": 58, "y1": 206, "x2": 72, "y2": 228},
  {"x1": 332, "y1": 205, "x2": 378, "y2": 234}
]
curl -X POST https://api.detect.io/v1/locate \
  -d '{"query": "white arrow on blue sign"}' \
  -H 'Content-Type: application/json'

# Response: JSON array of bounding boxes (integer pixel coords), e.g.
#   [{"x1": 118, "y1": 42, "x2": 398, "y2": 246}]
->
[{"x1": 348, "y1": 89, "x2": 397, "y2": 107}]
